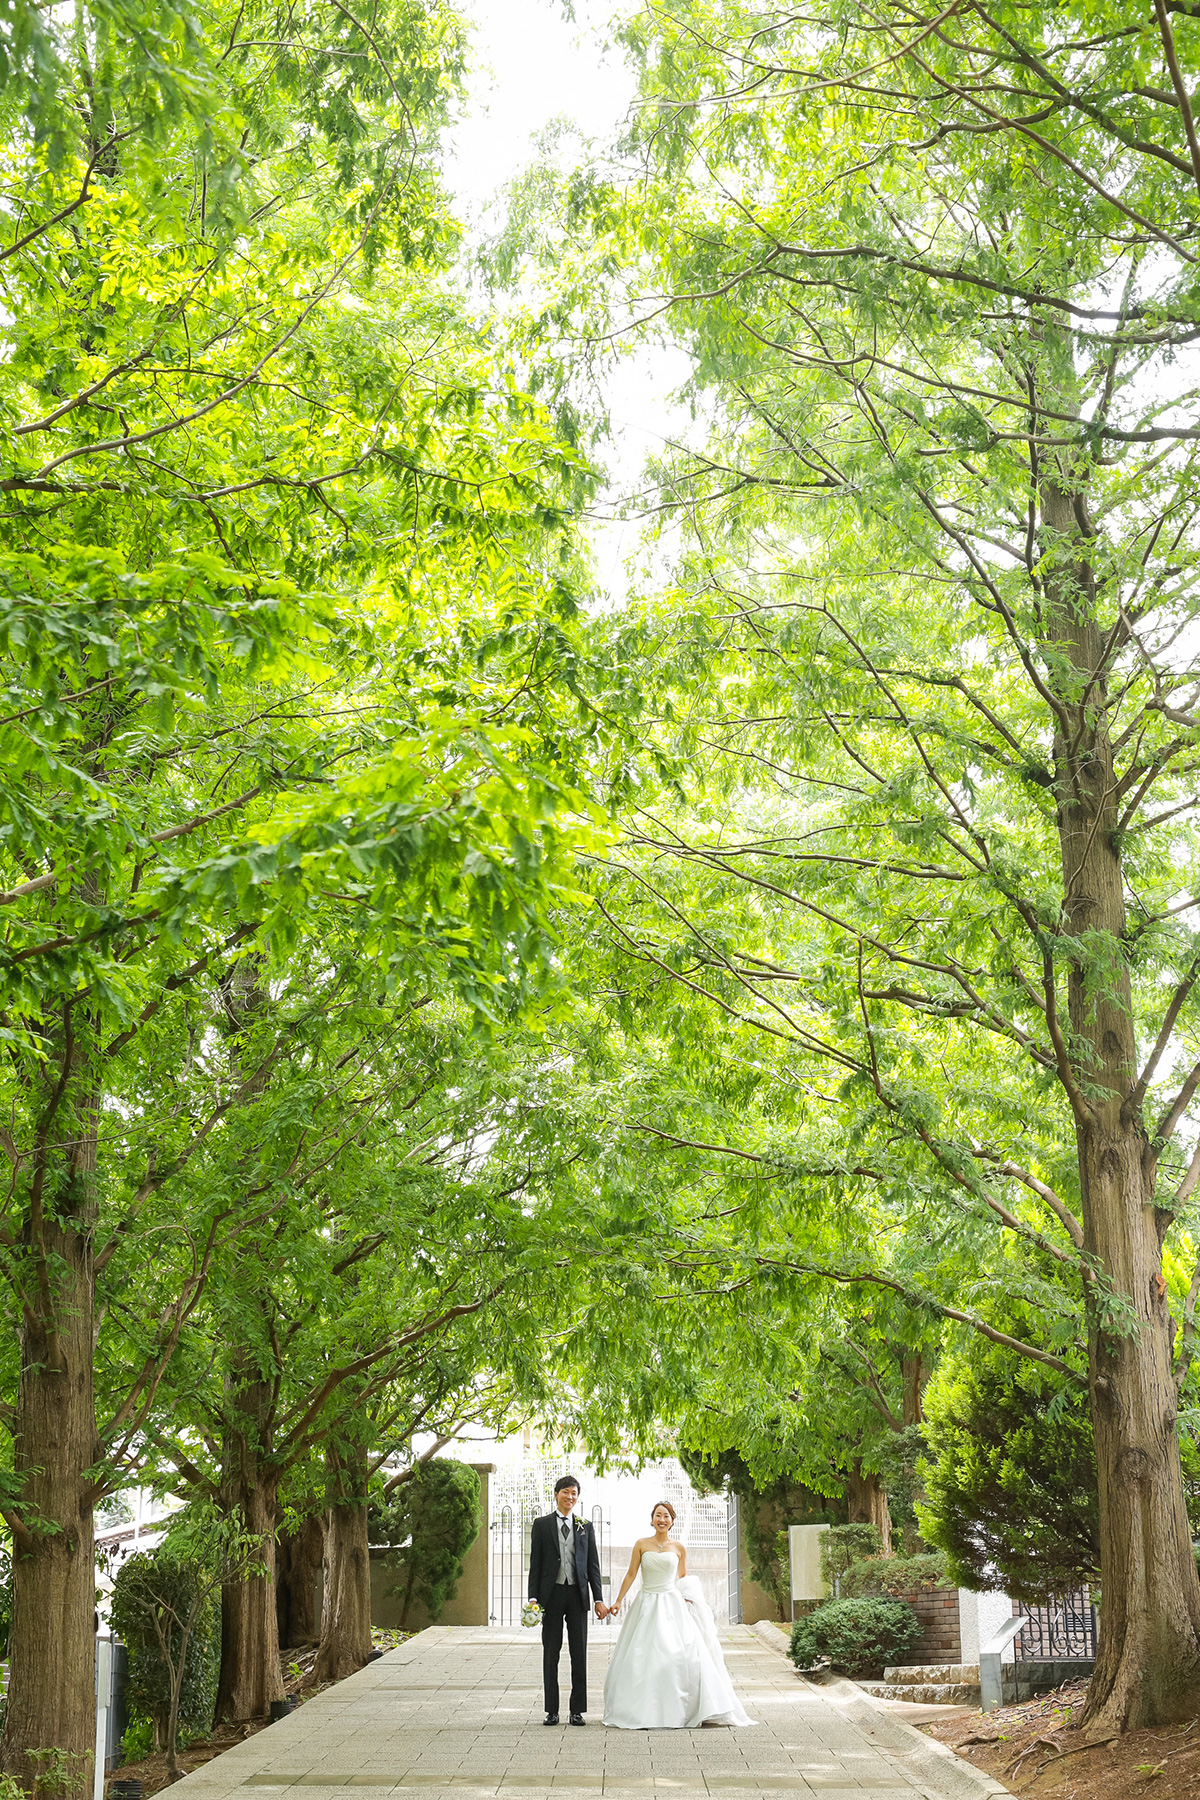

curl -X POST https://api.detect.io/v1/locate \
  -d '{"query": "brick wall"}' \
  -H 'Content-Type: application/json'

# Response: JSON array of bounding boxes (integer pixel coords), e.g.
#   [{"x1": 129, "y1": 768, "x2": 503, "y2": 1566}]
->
[{"x1": 904, "y1": 1585, "x2": 961, "y2": 1664}]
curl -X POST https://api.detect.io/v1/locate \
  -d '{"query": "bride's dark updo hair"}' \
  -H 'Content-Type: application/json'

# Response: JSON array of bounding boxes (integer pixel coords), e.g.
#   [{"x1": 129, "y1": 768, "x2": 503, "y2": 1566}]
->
[{"x1": 650, "y1": 1500, "x2": 676, "y2": 1523}]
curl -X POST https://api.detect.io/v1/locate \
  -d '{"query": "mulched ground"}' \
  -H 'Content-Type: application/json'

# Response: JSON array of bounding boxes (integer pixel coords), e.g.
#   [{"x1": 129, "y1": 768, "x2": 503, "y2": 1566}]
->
[
  {"x1": 922, "y1": 1679, "x2": 1200, "y2": 1797},
  {"x1": 108, "y1": 1630, "x2": 412, "y2": 1796}
]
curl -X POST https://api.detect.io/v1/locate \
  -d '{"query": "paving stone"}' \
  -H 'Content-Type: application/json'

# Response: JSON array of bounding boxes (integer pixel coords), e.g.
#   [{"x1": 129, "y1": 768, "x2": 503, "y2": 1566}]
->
[{"x1": 169, "y1": 1627, "x2": 1005, "y2": 1800}]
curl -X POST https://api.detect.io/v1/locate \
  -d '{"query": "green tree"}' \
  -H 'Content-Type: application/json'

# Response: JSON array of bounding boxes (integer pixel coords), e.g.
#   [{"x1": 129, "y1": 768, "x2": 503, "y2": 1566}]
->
[
  {"x1": 517, "y1": 0, "x2": 1200, "y2": 1731},
  {"x1": 919, "y1": 1340, "x2": 1100, "y2": 1603},
  {"x1": 0, "y1": 0, "x2": 614, "y2": 1767},
  {"x1": 109, "y1": 1509, "x2": 258, "y2": 1781},
  {"x1": 372, "y1": 1458, "x2": 480, "y2": 1627},
  {"x1": 819, "y1": 1527, "x2": 884, "y2": 1601},
  {"x1": 681, "y1": 1444, "x2": 833, "y2": 1621}
]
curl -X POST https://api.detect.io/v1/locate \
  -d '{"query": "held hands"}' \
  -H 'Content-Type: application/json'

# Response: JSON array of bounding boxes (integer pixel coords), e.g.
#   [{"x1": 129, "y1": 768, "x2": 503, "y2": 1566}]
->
[{"x1": 595, "y1": 1602, "x2": 611, "y2": 1619}]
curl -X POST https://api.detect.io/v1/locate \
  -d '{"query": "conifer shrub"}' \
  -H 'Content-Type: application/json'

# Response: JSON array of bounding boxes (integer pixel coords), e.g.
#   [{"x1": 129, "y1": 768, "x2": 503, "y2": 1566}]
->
[{"x1": 372, "y1": 1459, "x2": 480, "y2": 1627}]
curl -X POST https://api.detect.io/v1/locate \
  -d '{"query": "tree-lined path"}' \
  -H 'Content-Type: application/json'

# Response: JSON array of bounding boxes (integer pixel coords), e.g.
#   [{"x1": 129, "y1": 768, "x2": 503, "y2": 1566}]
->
[
  {"x1": 164, "y1": 1627, "x2": 1005, "y2": 1800},
  {"x1": 7, "y1": 0, "x2": 1200, "y2": 1778}
]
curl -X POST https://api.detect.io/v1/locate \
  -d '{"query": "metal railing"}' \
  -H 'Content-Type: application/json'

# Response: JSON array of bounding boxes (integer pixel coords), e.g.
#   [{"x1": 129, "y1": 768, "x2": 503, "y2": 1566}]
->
[
  {"x1": 590, "y1": 1504, "x2": 612, "y2": 1598},
  {"x1": 1012, "y1": 1589, "x2": 1098, "y2": 1662},
  {"x1": 727, "y1": 1493, "x2": 742, "y2": 1625}
]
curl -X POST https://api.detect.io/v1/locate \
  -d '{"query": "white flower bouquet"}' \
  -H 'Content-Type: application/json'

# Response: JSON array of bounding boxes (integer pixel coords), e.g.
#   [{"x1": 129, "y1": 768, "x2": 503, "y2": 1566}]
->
[{"x1": 520, "y1": 1600, "x2": 542, "y2": 1629}]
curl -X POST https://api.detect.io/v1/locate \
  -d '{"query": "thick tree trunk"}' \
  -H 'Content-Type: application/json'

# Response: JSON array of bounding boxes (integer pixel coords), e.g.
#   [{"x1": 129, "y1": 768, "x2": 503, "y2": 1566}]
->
[
  {"x1": 1, "y1": 1046, "x2": 99, "y2": 1800},
  {"x1": 277, "y1": 1514, "x2": 324, "y2": 1649},
  {"x1": 215, "y1": 1375, "x2": 285, "y2": 1723},
  {"x1": 846, "y1": 1464, "x2": 892, "y2": 1556},
  {"x1": 1082, "y1": 1133, "x2": 1200, "y2": 1729},
  {"x1": 1040, "y1": 471, "x2": 1200, "y2": 1729},
  {"x1": 1, "y1": 1221, "x2": 98, "y2": 1798},
  {"x1": 315, "y1": 1442, "x2": 372, "y2": 1683}
]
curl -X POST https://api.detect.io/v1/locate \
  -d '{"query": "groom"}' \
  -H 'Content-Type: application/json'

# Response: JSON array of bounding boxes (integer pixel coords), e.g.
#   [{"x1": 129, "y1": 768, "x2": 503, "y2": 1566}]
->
[{"x1": 528, "y1": 1475, "x2": 608, "y2": 1725}]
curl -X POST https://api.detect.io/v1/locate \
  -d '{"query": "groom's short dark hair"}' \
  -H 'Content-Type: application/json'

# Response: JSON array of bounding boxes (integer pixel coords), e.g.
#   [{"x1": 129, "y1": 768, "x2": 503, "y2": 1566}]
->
[{"x1": 554, "y1": 1474, "x2": 581, "y2": 1493}]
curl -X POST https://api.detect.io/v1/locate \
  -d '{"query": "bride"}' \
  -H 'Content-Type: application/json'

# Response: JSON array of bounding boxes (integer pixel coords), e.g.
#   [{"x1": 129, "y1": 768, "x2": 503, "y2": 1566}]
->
[{"x1": 602, "y1": 1502, "x2": 753, "y2": 1729}]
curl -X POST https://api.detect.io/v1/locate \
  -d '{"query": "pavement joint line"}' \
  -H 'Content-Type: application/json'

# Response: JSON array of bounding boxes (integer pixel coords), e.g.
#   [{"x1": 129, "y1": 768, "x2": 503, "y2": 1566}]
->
[{"x1": 188, "y1": 1627, "x2": 1007, "y2": 1800}]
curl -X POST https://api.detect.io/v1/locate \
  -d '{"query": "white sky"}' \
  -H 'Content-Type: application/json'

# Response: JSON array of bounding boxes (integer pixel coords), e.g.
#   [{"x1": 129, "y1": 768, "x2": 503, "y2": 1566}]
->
[
  {"x1": 446, "y1": 0, "x2": 636, "y2": 207},
  {"x1": 447, "y1": 0, "x2": 692, "y2": 601}
]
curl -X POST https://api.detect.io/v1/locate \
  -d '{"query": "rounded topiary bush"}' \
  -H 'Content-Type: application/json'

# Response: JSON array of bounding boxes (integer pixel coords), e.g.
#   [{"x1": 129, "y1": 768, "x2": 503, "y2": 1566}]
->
[{"x1": 788, "y1": 1597, "x2": 921, "y2": 1677}]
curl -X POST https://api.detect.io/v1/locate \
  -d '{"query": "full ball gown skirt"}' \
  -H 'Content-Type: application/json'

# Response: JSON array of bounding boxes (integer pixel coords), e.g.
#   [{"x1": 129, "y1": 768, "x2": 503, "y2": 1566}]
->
[{"x1": 602, "y1": 1550, "x2": 753, "y2": 1729}]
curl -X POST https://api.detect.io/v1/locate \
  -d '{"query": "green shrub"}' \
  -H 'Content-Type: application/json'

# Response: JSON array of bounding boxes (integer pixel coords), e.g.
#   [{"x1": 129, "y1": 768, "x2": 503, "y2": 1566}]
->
[
  {"x1": 120, "y1": 1716, "x2": 156, "y2": 1764},
  {"x1": 840, "y1": 1550, "x2": 949, "y2": 1597},
  {"x1": 372, "y1": 1460, "x2": 480, "y2": 1627},
  {"x1": 819, "y1": 1524, "x2": 882, "y2": 1597},
  {"x1": 789, "y1": 1597, "x2": 921, "y2": 1676},
  {"x1": 110, "y1": 1547, "x2": 218, "y2": 1749}
]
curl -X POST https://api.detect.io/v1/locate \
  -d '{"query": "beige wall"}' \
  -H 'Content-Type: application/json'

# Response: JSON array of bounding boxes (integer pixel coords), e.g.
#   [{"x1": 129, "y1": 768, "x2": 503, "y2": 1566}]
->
[
  {"x1": 788, "y1": 1524, "x2": 829, "y2": 1606},
  {"x1": 372, "y1": 1462, "x2": 494, "y2": 1630},
  {"x1": 738, "y1": 1508, "x2": 786, "y2": 1626}
]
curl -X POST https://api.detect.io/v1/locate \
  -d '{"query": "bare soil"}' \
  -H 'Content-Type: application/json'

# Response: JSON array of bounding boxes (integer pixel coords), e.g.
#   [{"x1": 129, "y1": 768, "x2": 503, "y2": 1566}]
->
[
  {"x1": 106, "y1": 1630, "x2": 412, "y2": 1796},
  {"x1": 923, "y1": 1680, "x2": 1200, "y2": 1798}
]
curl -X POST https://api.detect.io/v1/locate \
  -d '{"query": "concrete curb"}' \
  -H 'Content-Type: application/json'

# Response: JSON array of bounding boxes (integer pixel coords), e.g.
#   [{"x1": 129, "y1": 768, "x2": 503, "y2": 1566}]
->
[{"x1": 748, "y1": 1619, "x2": 1012, "y2": 1799}]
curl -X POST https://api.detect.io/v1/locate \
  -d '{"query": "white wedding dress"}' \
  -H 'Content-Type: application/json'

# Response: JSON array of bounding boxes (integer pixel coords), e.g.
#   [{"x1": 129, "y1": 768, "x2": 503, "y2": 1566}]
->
[{"x1": 602, "y1": 1549, "x2": 753, "y2": 1729}]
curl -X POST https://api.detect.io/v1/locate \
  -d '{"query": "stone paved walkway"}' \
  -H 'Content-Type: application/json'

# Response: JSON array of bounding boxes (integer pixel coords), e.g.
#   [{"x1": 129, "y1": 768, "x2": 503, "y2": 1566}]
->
[{"x1": 171, "y1": 1627, "x2": 1008, "y2": 1800}]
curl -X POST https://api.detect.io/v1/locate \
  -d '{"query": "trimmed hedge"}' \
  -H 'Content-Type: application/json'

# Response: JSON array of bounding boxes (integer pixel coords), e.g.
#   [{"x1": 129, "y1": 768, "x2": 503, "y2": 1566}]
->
[
  {"x1": 789, "y1": 1597, "x2": 921, "y2": 1677},
  {"x1": 840, "y1": 1550, "x2": 949, "y2": 1598}
]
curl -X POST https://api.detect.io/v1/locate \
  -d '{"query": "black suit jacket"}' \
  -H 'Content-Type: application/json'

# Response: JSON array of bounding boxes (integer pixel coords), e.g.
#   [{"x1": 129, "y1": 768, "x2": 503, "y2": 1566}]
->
[{"x1": 528, "y1": 1510, "x2": 603, "y2": 1608}]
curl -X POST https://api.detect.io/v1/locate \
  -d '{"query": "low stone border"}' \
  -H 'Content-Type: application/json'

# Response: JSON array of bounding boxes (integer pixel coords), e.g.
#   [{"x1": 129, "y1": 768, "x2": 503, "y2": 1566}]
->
[{"x1": 749, "y1": 1621, "x2": 1011, "y2": 1800}]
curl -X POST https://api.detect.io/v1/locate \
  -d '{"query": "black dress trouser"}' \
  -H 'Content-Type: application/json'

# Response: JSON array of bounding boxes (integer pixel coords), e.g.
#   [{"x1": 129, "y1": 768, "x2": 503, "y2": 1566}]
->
[{"x1": 541, "y1": 1581, "x2": 588, "y2": 1713}]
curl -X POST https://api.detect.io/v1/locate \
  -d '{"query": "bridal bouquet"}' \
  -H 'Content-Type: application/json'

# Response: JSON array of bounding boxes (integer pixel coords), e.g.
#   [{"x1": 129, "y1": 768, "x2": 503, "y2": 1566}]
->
[{"x1": 520, "y1": 1600, "x2": 542, "y2": 1629}]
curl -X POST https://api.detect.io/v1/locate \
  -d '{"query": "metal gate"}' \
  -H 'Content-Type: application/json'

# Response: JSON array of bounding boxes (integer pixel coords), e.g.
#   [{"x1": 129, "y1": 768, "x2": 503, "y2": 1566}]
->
[
  {"x1": 726, "y1": 1493, "x2": 742, "y2": 1625},
  {"x1": 490, "y1": 1504, "x2": 611, "y2": 1627},
  {"x1": 490, "y1": 1504, "x2": 525, "y2": 1628}
]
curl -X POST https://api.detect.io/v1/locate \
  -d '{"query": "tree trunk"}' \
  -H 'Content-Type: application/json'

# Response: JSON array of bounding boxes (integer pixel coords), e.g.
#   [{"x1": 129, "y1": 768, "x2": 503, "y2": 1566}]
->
[
  {"x1": 277, "y1": 1514, "x2": 324, "y2": 1649},
  {"x1": 1040, "y1": 467, "x2": 1200, "y2": 1729},
  {"x1": 900, "y1": 1354, "x2": 925, "y2": 1428},
  {"x1": 1, "y1": 1046, "x2": 99, "y2": 1800},
  {"x1": 845, "y1": 1464, "x2": 892, "y2": 1556},
  {"x1": 215, "y1": 1373, "x2": 284, "y2": 1723},
  {"x1": 314, "y1": 1441, "x2": 372, "y2": 1683}
]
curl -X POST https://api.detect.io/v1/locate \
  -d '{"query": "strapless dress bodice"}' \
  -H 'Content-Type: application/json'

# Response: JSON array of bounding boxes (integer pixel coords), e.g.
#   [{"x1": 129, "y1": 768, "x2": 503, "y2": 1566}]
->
[
  {"x1": 640, "y1": 1549, "x2": 680, "y2": 1592},
  {"x1": 603, "y1": 1548, "x2": 753, "y2": 1729}
]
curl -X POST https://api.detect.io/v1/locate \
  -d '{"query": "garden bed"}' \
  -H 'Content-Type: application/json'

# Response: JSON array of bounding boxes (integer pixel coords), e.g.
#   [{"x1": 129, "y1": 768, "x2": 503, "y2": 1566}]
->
[{"x1": 923, "y1": 1679, "x2": 1200, "y2": 1798}]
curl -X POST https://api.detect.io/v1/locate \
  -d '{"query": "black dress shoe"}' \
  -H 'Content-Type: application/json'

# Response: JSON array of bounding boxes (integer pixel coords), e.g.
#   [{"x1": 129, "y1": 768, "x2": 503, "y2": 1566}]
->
[
  {"x1": 544, "y1": 1713, "x2": 559, "y2": 1726},
  {"x1": 569, "y1": 1712, "x2": 585, "y2": 1726}
]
